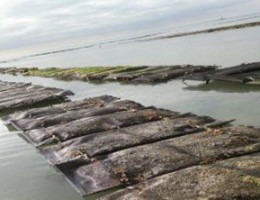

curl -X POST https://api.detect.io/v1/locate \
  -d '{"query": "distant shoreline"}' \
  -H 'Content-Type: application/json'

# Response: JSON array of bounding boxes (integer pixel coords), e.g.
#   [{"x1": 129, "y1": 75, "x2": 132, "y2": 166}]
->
[
  {"x1": 0, "y1": 21, "x2": 259, "y2": 65},
  {"x1": 146, "y1": 21, "x2": 260, "y2": 41}
]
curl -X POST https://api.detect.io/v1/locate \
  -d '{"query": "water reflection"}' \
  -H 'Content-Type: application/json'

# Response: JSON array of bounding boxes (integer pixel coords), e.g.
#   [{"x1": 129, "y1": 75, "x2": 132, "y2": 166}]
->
[
  {"x1": 0, "y1": 131, "x2": 85, "y2": 200},
  {"x1": 184, "y1": 81, "x2": 260, "y2": 93}
]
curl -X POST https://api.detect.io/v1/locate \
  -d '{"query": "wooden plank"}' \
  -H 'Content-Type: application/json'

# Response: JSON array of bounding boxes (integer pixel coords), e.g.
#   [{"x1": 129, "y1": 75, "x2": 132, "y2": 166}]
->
[
  {"x1": 100, "y1": 153, "x2": 260, "y2": 200},
  {"x1": 0, "y1": 65, "x2": 217, "y2": 84},
  {"x1": 3, "y1": 95, "x2": 118, "y2": 122},
  {"x1": 183, "y1": 62, "x2": 260, "y2": 84},
  {"x1": 104, "y1": 66, "x2": 180, "y2": 82},
  {"x1": 63, "y1": 126, "x2": 260, "y2": 196},
  {"x1": 9, "y1": 100, "x2": 144, "y2": 130},
  {"x1": 0, "y1": 81, "x2": 73, "y2": 113},
  {"x1": 131, "y1": 65, "x2": 216, "y2": 84},
  {"x1": 0, "y1": 88, "x2": 65, "y2": 104},
  {"x1": 39, "y1": 114, "x2": 217, "y2": 165},
  {"x1": 24, "y1": 108, "x2": 177, "y2": 145},
  {"x1": 0, "y1": 81, "x2": 31, "y2": 92},
  {"x1": 1, "y1": 89, "x2": 259, "y2": 198},
  {"x1": 213, "y1": 62, "x2": 260, "y2": 76}
]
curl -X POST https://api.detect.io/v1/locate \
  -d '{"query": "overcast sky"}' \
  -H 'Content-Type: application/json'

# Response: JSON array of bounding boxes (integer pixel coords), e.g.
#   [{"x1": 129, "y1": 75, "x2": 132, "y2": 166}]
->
[{"x1": 0, "y1": 0, "x2": 259, "y2": 50}]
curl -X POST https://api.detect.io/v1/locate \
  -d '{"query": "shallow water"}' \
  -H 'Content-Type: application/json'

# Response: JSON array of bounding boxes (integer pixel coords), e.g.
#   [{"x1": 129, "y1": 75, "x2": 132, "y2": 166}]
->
[
  {"x1": 1, "y1": 26, "x2": 260, "y2": 68},
  {"x1": 1, "y1": 74, "x2": 259, "y2": 126},
  {"x1": 0, "y1": 23, "x2": 260, "y2": 200},
  {"x1": 0, "y1": 72, "x2": 260, "y2": 200},
  {"x1": 0, "y1": 130, "x2": 84, "y2": 200}
]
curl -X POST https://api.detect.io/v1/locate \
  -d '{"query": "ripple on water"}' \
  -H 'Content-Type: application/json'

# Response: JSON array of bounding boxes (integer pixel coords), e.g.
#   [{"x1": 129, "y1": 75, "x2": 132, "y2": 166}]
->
[{"x1": 0, "y1": 120, "x2": 85, "y2": 200}]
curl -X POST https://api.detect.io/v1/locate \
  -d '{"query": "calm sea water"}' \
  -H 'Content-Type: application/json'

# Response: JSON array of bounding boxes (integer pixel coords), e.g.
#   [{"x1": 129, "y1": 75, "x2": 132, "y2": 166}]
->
[
  {"x1": 0, "y1": 24, "x2": 260, "y2": 200},
  {"x1": 0, "y1": 17, "x2": 260, "y2": 68}
]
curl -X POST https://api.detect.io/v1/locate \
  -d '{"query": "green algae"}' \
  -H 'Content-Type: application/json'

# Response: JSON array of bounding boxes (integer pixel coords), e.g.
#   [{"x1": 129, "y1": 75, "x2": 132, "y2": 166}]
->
[
  {"x1": 243, "y1": 176, "x2": 260, "y2": 187},
  {"x1": 0, "y1": 65, "x2": 216, "y2": 84}
]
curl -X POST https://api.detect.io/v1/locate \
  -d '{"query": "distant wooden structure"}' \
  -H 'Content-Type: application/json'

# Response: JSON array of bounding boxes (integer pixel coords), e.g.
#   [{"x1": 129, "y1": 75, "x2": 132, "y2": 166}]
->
[
  {"x1": 183, "y1": 62, "x2": 260, "y2": 85},
  {"x1": 0, "y1": 65, "x2": 217, "y2": 84}
]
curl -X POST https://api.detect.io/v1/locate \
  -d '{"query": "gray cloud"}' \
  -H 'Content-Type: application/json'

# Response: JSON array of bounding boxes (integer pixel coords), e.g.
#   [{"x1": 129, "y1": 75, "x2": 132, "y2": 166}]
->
[{"x1": 0, "y1": 0, "x2": 259, "y2": 50}]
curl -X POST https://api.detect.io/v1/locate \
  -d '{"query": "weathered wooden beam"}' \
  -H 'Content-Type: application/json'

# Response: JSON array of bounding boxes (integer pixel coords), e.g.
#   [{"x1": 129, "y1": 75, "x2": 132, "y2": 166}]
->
[
  {"x1": 0, "y1": 91, "x2": 72, "y2": 112},
  {"x1": 183, "y1": 62, "x2": 260, "y2": 84},
  {"x1": 104, "y1": 66, "x2": 180, "y2": 82},
  {"x1": 1, "y1": 88, "x2": 259, "y2": 198},
  {"x1": 64, "y1": 126, "x2": 260, "y2": 196},
  {"x1": 9, "y1": 100, "x2": 144, "y2": 130},
  {"x1": 0, "y1": 85, "x2": 44, "y2": 99},
  {"x1": 214, "y1": 62, "x2": 260, "y2": 76},
  {"x1": 131, "y1": 65, "x2": 216, "y2": 84},
  {"x1": 100, "y1": 153, "x2": 260, "y2": 200},
  {"x1": 24, "y1": 108, "x2": 177, "y2": 144},
  {"x1": 0, "y1": 81, "x2": 73, "y2": 113},
  {"x1": 39, "y1": 114, "x2": 217, "y2": 165},
  {"x1": 3, "y1": 95, "x2": 118, "y2": 122},
  {"x1": 0, "y1": 82, "x2": 32, "y2": 92},
  {"x1": 0, "y1": 65, "x2": 217, "y2": 84},
  {"x1": 0, "y1": 88, "x2": 66, "y2": 104}
]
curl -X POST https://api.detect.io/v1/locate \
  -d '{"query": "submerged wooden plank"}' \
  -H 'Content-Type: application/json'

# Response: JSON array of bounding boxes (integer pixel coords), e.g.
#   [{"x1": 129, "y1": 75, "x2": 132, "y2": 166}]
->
[
  {"x1": 1, "y1": 62, "x2": 259, "y2": 85},
  {"x1": 86, "y1": 66, "x2": 148, "y2": 81},
  {"x1": 9, "y1": 100, "x2": 144, "y2": 130},
  {"x1": 3, "y1": 95, "x2": 118, "y2": 122},
  {"x1": 0, "y1": 65, "x2": 217, "y2": 84},
  {"x1": 24, "y1": 108, "x2": 177, "y2": 145},
  {"x1": 0, "y1": 90, "x2": 73, "y2": 111},
  {"x1": 213, "y1": 62, "x2": 260, "y2": 76},
  {"x1": 130, "y1": 65, "x2": 216, "y2": 84},
  {"x1": 0, "y1": 86, "x2": 61, "y2": 100},
  {"x1": 0, "y1": 85, "x2": 40, "y2": 97},
  {"x1": 39, "y1": 114, "x2": 218, "y2": 165},
  {"x1": 0, "y1": 81, "x2": 31, "y2": 92},
  {"x1": 0, "y1": 88, "x2": 66, "y2": 104},
  {"x1": 0, "y1": 81, "x2": 73, "y2": 112},
  {"x1": 1, "y1": 90, "x2": 259, "y2": 198},
  {"x1": 104, "y1": 66, "x2": 180, "y2": 82},
  {"x1": 100, "y1": 153, "x2": 260, "y2": 200},
  {"x1": 104, "y1": 65, "x2": 216, "y2": 84},
  {"x1": 64, "y1": 126, "x2": 260, "y2": 195},
  {"x1": 183, "y1": 62, "x2": 260, "y2": 84}
]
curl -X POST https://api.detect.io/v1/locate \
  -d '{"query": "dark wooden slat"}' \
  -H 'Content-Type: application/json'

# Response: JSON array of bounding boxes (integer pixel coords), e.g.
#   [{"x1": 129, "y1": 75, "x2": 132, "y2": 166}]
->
[
  {"x1": 3, "y1": 95, "x2": 118, "y2": 121},
  {"x1": 39, "y1": 114, "x2": 216, "y2": 166},
  {"x1": 100, "y1": 153, "x2": 260, "y2": 200},
  {"x1": 24, "y1": 108, "x2": 177, "y2": 144},
  {"x1": 65, "y1": 126, "x2": 260, "y2": 196},
  {"x1": 9, "y1": 100, "x2": 144, "y2": 130}
]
